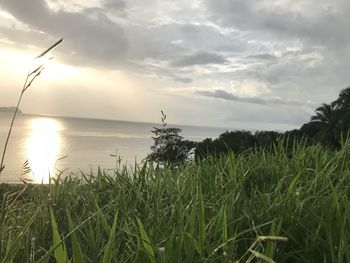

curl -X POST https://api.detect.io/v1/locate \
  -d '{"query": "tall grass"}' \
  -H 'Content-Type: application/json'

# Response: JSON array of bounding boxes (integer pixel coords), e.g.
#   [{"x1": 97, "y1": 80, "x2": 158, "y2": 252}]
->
[
  {"x1": 0, "y1": 38, "x2": 63, "y2": 177},
  {"x1": 1, "y1": 139, "x2": 350, "y2": 262}
]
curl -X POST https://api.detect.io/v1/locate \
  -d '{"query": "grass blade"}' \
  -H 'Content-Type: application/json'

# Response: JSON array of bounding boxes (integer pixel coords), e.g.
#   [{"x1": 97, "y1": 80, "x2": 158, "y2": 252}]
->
[
  {"x1": 1, "y1": 208, "x2": 40, "y2": 263},
  {"x1": 137, "y1": 218, "x2": 155, "y2": 263},
  {"x1": 50, "y1": 207, "x2": 68, "y2": 263},
  {"x1": 249, "y1": 249, "x2": 276, "y2": 263},
  {"x1": 102, "y1": 211, "x2": 119, "y2": 263},
  {"x1": 197, "y1": 184, "x2": 206, "y2": 257},
  {"x1": 66, "y1": 209, "x2": 84, "y2": 263},
  {"x1": 36, "y1": 38, "x2": 64, "y2": 59}
]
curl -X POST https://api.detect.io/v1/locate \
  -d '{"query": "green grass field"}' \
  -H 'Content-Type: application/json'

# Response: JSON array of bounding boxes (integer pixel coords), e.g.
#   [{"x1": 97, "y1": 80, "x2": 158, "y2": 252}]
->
[{"x1": 1, "y1": 140, "x2": 350, "y2": 262}]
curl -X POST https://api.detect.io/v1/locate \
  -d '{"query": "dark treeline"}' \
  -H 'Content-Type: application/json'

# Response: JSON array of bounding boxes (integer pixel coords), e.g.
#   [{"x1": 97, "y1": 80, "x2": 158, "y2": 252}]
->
[
  {"x1": 195, "y1": 87, "x2": 350, "y2": 159},
  {"x1": 148, "y1": 87, "x2": 350, "y2": 167},
  {"x1": 0, "y1": 106, "x2": 22, "y2": 113}
]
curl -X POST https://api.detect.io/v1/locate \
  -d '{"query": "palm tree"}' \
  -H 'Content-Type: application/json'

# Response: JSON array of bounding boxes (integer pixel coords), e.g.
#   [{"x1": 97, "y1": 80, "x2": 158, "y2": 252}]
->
[
  {"x1": 311, "y1": 103, "x2": 335, "y2": 124},
  {"x1": 332, "y1": 87, "x2": 350, "y2": 134},
  {"x1": 310, "y1": 103, "x2": 339, "y2": 148},
  {"x1": 333, "y1": 87, "x2": 350, "y2": 110}
]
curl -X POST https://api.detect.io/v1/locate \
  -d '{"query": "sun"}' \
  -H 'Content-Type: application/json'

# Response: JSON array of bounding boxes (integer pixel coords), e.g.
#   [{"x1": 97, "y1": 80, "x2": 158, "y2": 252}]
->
[
  {"x1": 0, "y1": 47, "x2": 80, "y2": 81},
  {"x1": 38, "y1": 59, "x2": 80, "y2": 80}
]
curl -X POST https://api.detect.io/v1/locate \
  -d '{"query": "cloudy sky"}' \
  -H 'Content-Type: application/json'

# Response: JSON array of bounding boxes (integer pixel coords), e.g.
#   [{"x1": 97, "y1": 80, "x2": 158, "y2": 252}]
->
[{"x1": 0, "y1": 0, "x2": 349, "y2": 130}]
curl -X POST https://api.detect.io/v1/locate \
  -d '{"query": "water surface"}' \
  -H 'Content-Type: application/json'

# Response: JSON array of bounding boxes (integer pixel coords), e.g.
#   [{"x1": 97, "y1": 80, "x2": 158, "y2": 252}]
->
[{"x1": 0, "y1": 113, "x2": 226, "y2": 183}]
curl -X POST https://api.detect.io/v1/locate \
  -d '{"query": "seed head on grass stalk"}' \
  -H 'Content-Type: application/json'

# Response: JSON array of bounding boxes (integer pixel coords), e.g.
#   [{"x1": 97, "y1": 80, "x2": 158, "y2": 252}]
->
[{"x1": 0, "y1": 38, "x2": 63, "y2": 177}]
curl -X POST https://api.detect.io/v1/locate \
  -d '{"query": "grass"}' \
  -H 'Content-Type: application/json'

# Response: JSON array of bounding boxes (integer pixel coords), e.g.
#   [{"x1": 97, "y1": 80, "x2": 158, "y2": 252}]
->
[{"x1": 1, "y1": 139, "x2": 350, "y2": 262}]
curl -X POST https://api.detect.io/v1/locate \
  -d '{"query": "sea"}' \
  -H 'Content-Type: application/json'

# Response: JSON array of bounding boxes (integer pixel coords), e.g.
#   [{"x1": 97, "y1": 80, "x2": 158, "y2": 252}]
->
[{"x1": 0, "y1": 113, "x2": 227, "y2": 183}]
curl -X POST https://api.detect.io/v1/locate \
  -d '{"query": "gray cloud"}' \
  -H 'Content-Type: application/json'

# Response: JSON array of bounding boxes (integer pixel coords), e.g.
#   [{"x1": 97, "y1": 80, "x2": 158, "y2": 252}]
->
[
  {"x1": 206, "y1": 0, "x2": 350, "y2": 48},
  {"x1": 0, "y1": 0, "x2": 128, "y2": 65},
  {"x1": 0, "y1": 26, "x2": 49, "y2": 48},
  {"x1": 172, "y1": 76, "x2": 193, "y2": 83},
  {"x1": 126, "y1": 23, "x2": 232, "y2": 61},
  {"x1": 246, "y1": 54, "x2": 277, "y2": 60},
  {"x1": 222, "y1": 103, "x2": 310, "y2": 127},
  {"x1": 197, "y1": 89, "x2": 314, "y2": 107},
  {"x1": 1, "y1": 0, "x2": 349, "y2": 129},
  {"x1": 104, "y1": 0, "x2": 126, "y2": 10},
  {"x1": 171, "y1": 52, "x2": 227, "y2": 67}
]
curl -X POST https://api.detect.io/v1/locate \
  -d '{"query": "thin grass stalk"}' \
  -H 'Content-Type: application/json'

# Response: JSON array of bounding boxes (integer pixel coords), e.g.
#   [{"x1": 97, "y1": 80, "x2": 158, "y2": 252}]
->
[
  {"x1": 0, "y1": 74, "x2": 29, "y2": 175},
  {"x1": 0, "y1": 38, "x2": 63, "y2": 177}
]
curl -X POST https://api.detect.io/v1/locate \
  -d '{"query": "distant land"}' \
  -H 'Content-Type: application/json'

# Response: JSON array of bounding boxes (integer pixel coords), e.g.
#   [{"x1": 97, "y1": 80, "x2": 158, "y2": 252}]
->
[{"x1": 0, "y1": 107, "x2": 22, "y2": 114}]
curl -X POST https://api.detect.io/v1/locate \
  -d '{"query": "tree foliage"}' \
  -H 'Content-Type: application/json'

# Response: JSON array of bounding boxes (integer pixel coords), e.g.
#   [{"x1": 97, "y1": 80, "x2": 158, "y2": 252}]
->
[
  {"x1": 195, "y1": 87, "x2": 350, "y2": 159},
  {"x1": 147, "y1": 87, "x2": 350, "y2": 161},
  {"x1": 147, "y1": 111, "x2": 195, "y2": 167}
]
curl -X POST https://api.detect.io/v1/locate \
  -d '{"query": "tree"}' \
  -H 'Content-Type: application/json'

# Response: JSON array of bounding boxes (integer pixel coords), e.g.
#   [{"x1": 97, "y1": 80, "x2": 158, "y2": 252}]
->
[
  {"x1": 333, "y1": 87, "x2": 350, "y2": 110},
  {"x1": 217, "y1": 131, "x2": 255, "y2": 154},
  {"x1": 195, "y1": 131, "x2": 255, "y2": 159},
  {"x1": 300, "y1": 122, "x2": 321, "y2": 139},
  {"x1": 332, "y1": 87, "x2": 350, "y2": 133},
  {"x1": 194, "y1": 87, "x2": 350, "y2": 156},
  {"x1": 146, "y1": 111, "x2": 195, "y2": 167},
  {"x1": 254, "y1": 131, "x2": 281, "y2": 149},
  {"x1": 310, "y1": 103, "x2": 339, "y2": 148}
]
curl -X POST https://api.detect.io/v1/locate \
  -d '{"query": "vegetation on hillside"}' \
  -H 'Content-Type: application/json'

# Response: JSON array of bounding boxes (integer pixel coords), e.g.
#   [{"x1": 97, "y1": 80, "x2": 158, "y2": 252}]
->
[
  {"x1": 0, "y1": 107, "x2": 22, "y2": 114},
  {"x1": 1, "y1": 140, "x2": 350, "y2": 262},
  {"x1": 196, "y1": 87, "x2": 350, "y2": 160}
]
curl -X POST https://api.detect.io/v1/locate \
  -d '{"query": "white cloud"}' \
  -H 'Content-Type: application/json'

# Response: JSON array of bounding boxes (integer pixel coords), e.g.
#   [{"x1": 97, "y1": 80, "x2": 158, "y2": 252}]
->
[
  {"x1": 230, "y1": 80, "x2": 271, "y2": 97},
  {"x1": 0, "y1": 0, "x2": 349, "y2": 129}
]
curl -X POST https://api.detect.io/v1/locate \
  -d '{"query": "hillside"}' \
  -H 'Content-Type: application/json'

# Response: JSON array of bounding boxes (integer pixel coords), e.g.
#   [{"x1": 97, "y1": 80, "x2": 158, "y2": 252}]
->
[
  {"x1": 0, "y1": 106, "x2": 22, "y2": 113},
  {"x1": 1, "y1": 140, "x2": 350, "y2": 262}
]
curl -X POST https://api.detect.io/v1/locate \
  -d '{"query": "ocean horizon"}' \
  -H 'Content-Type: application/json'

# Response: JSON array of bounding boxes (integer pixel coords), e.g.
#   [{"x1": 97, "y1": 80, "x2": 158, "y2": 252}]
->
[{"x1": 0, "y1": 112, "x2": 228, "y2": 183}]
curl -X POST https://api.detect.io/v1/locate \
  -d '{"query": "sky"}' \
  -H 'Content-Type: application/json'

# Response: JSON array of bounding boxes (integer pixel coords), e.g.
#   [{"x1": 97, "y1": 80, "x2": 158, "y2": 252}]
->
[{"x1": 0, "y1": 0, "x2": 350, "y2": 131}]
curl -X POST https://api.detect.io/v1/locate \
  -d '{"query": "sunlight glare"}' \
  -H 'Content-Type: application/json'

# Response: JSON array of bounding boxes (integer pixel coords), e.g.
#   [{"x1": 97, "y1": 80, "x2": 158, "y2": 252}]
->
[
  {"x1": 38, "y1": 58, "x2": 80, "y2": 80},
  {"x1": 26, "y1": 118, "x2": 63, "y2": 183},
  {"x1": 0, "y1": 48, "x2": 79, "y2": 80}
]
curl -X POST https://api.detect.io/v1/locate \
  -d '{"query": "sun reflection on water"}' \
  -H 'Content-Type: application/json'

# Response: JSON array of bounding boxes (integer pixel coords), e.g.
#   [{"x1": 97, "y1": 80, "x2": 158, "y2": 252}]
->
[{"x1": 26, "y1": 118, "x2": 63, "y2": 183}]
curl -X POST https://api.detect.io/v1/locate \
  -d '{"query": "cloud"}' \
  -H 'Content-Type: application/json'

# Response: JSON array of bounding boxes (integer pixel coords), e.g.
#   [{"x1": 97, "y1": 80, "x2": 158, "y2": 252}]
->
[
  {"x1": 197, "y1": 89, "x2": 314, "y2": 107},
  {"x1": 0, "y1": 26, "x2": 48, "y2": 48},
  {"x1": 171, "y1": 52, "x2": 227, "y2": 67},
  {"x1": 246, "y1": 54, "x2": 277, "y2": 60},
  {"x1": 206, "y1": 0, "x2": 350, "y2": 47},
  {"x1": 1, "y1": 0, "x2": 349, "y2": 129},
  {"x1": 172, "y1": 76, "x2": 193, "y2": 83},
  {"x1": 104, "y1": 0, "x2": 126, "y2": 10},
  {"x1": 0, "y1": 0, "x2": 128, "y2": 66},
  {"x1": 222, "y1": 103, "x2": 310, "y2": 127}
]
